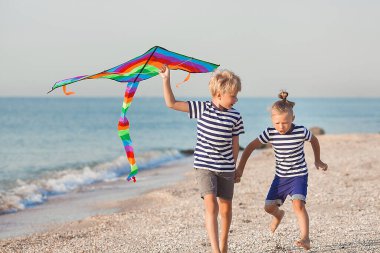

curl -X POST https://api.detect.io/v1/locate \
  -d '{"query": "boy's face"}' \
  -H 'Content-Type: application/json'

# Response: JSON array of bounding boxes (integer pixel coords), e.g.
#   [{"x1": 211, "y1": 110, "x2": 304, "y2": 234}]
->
[
  {"x1": 271, "y1": 110, "x2": 295, "y2": 134},
  {"x1": 217, "y1": 91, "x2": 238, "y2": 110}
]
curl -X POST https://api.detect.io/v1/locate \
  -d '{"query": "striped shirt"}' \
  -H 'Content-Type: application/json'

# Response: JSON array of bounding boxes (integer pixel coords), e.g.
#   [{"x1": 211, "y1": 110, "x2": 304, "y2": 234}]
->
[
  {"x1": 258, "y1": 124, "x2": 312, "y2": 177},
  {"x1": 188, "y1": 101, "x2": 245, "y2": 172}
]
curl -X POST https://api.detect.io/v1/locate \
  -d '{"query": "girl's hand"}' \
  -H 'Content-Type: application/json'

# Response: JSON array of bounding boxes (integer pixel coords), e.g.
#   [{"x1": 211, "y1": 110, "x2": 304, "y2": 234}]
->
[
  {"x1": 315, "y1": 160, "x2": 328, "y2": 171},
  {"x1": 159, "y1": 64, "x2": 170, "y2": 79},
  {"x1": 235, "y1": 168, "x2": 243, "y2": 183}
]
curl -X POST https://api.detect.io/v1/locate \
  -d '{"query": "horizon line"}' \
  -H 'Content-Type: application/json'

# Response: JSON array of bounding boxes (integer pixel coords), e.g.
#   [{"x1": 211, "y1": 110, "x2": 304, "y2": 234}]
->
[{"x1": 0, "y1": 95, "x2": 379, "y2": 99}]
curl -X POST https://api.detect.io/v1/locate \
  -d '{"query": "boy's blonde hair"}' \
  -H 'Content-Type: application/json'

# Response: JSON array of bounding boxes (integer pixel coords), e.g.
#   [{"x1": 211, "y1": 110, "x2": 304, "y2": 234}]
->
[
  {"x1": 272, "y1": 90, "x2": 295, "y2": 114},
  {"x1": 209, "y1": 70, "x2": 241, "y2": 97}
]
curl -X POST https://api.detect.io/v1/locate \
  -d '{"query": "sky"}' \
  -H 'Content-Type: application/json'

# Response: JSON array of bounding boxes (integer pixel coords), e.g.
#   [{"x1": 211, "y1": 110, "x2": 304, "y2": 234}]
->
[{"x1": 0, "y1": 0, "x2": 379, "y2": 98}]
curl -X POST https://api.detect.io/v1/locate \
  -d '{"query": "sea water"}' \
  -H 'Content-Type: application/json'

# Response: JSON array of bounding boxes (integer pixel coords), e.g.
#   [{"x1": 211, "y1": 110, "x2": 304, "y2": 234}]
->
[{"x1": 0, "y1": 97, "x2": 379, "y2": 215}]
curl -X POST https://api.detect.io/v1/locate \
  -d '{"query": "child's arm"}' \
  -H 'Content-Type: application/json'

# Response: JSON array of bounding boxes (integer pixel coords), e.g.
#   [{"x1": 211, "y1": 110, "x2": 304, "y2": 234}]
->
[
  {"x1": 232, "y1": 135, "x2": 240, "y2": 164},
  {"x1": 310, "y1": 135, "x2": 328, "y2": 171},
  {"x1": 159, "y1": 65, "x2": 189, "y2": 112},
  {"x1": 235, "y1": 138, "x2": 262, "y2": 182}
]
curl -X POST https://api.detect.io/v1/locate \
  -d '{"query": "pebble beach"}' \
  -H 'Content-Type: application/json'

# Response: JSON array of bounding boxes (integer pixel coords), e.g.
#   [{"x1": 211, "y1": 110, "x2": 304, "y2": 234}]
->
[{"x1": 1, "y1": 134, "x2": 379, "y2": 253}]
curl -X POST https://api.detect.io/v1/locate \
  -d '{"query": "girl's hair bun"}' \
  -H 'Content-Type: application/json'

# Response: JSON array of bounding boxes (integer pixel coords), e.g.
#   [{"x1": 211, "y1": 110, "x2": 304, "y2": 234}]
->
[
  {"x1": 278, "y1": 90, "x2": 288, "y2": 100},
  {"x1": 272, "y1": 90, "x2": 295, "y2": 113}
]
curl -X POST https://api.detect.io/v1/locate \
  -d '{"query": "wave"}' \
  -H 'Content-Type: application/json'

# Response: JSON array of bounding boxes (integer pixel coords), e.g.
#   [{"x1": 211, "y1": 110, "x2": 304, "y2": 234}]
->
[{"x1": 0, "y1": 149, "x2": 189, "y2": 215}]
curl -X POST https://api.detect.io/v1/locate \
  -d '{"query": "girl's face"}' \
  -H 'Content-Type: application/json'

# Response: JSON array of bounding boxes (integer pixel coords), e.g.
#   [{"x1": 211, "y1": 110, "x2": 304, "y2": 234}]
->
[
  {"x1": 216, "y1": 91, "x2": 238, "y2": 110},
  {"x1": 271, "y1": 110, "x2": 295, "y2": 134}
]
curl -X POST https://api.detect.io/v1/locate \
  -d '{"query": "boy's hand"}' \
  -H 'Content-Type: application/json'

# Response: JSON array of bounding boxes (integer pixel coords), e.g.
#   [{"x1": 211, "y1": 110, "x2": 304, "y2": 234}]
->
[
  {"x1": 159, "y1": 64, "x2": 170, "y2": 79},
  {"x1": 315, "y1": 160, "x2": 328, "y2": 171}
]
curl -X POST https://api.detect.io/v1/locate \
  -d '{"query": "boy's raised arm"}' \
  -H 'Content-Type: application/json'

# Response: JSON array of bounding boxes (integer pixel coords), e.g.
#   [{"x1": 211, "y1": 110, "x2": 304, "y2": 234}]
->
[
  {"x1": 160, "y1": 65, "x2": 189, "y2": 112},
  {"x1": 235, "y1": 138, "x2": 262, "y2": 182},
  {"x1": 310, "y1": 135, "x2": 328, "y2": 171}
]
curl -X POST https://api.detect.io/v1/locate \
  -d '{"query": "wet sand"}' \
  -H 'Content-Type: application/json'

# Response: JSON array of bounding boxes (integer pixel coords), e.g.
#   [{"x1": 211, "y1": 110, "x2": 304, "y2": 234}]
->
[{"x1": 0, "y1": 157, "x2": 192, "y2": 239}]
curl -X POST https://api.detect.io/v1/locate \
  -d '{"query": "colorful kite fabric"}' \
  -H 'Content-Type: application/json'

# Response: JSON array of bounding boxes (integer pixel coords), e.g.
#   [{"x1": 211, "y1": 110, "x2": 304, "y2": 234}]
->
[
  {"x1": 118, "y1": 82, "x2": 139, "y2": 182},
  {"x1": 49, "y1": 46, "x2": 219, "y2": 182}
]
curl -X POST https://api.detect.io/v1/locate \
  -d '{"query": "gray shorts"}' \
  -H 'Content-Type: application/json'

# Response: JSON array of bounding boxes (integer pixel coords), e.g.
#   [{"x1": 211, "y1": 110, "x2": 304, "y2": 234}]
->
[{"x1": 194, "y1": 168, "x2": 235, "y2": 200}]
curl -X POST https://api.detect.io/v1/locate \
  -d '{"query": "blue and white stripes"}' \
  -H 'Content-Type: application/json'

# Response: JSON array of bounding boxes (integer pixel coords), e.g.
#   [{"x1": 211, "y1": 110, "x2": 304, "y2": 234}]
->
[
  {"x1": 259, "y1": 125, "x2": 312, "y2": 177},
  {"x1": 188, "y1": 101, "x2": 244, "y2": 172}
]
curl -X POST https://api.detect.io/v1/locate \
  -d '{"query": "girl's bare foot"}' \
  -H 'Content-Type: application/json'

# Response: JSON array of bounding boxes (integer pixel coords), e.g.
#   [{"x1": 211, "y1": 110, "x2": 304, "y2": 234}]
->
[
  {"x1": 270, "y1": 210, "x2": 285, "y2": 233},
  {"x1": 295, "y1": 238, "x2": 311, "y2": 250}
]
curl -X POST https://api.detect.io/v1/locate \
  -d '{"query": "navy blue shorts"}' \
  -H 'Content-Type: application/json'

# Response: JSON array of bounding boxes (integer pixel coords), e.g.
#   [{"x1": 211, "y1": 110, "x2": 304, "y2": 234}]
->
[{"x1": 265, "y1": 174, "x2": 308, "y2": 206}]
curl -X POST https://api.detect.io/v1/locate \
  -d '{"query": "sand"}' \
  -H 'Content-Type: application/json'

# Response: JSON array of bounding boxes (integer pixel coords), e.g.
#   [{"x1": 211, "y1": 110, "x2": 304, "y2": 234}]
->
[{"x1": 1, "y1": 134, "x2": 379, "y2": 252}]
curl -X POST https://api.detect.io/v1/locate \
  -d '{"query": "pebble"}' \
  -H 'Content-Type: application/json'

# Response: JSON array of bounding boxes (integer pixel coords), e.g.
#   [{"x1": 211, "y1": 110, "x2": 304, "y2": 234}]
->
[{"x1": 1, "y1": 134, "x2": 379, "y2": 252}]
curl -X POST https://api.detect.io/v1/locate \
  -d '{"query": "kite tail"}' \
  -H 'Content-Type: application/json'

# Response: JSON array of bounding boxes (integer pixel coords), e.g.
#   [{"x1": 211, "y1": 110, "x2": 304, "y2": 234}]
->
[{"x1": 118, "y1": 82, "x2": 139, "y2": 182}]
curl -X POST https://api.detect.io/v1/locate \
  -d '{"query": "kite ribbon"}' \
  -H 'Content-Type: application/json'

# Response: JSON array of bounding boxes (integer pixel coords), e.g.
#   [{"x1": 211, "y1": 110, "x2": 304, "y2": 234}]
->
[
  {"x1": 118, "y1": 82, "x2": 139, "y2": 182},
  {"x1": 175, "y1": 72, "x2": 191, "y2": 88},
  {"x1": 62, "y1": 86, "x2": 75, "y2": 95}
]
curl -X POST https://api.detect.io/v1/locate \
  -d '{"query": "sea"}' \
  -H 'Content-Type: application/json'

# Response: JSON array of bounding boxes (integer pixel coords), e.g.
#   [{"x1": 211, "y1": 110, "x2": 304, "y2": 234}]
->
[{"x1": 0, "y1": 97, "x2": 379, "y2": 217}]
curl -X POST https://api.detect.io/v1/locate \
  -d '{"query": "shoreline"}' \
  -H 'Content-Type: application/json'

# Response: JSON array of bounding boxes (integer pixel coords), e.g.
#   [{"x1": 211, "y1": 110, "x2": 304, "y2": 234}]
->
[
  {"x1": 1, "y1": 134, "x2": 380, "y2": 252},
  {"x1": 0, "y1": 156, "x2": 192, "y2": 239}
]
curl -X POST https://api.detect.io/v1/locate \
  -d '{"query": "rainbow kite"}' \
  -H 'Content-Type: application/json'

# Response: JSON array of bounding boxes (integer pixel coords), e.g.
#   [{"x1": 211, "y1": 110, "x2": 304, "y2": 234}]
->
[{"x1": 49, "y1": 46, "x2": 219, "y2": 182}]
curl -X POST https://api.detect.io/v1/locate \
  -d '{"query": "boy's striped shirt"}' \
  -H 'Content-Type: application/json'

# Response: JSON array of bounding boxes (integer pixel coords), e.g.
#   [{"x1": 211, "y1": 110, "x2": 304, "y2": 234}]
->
[
  {"x1": 188, "y1": 101, "x2": 244, "y2": 172},
  {"x1": 258, "y1": 124, "x2": 312, "y2": 177}
]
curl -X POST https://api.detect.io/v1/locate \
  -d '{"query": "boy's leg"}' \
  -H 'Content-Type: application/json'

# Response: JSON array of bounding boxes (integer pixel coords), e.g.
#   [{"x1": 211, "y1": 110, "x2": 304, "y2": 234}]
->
[
  {"x1": 218, "y1": 198, "x2": 232, "y2": 253},
  {"x1": 292, "y1": 199, "x2": 310, "y2": 250},
  {"x1": 195, "y1": 169, "x2": 221, "y2": 252},
  {"x1": 216, "y1": 171, "x2": 234, "y2": 253},
  {"x1": 264, "y1": 203, "x2": 285, "y2": 233},
  {"x1": 203, "y1": 194, "x2": 221, "y2": 253}
]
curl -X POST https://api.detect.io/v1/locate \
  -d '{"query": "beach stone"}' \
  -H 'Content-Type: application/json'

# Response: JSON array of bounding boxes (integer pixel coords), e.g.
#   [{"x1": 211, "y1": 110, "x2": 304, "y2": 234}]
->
[
  {"x1": 180, "y1": 149, "x2": 194, "y2": 155},
  {"x1": 310, "y1": 126, "x2": 325, "y2": 135}
]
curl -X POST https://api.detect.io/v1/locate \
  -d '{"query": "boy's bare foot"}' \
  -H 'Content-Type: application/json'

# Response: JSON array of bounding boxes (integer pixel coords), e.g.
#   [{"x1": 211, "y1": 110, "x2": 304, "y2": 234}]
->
[
  {"x1": 295, "y1": 238, "x2": 310, "y2": 250},
  {"x1": 270, "y1": 210, "x2": 285, "y2": 233}
]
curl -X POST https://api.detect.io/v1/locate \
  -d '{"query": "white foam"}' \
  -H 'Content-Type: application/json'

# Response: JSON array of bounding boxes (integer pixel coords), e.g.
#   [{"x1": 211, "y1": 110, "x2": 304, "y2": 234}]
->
[{"x1": 0, "y1": 149, "x2": 185, "y2": 214}]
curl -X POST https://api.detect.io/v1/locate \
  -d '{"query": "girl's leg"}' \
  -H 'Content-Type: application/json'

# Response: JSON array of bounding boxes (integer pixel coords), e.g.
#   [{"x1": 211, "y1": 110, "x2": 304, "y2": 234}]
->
[
  {"x1": 218, "y1": 198, "x2": 232, "y2": 253},
  {"x1": 264, "y1": 203, "x2": 285, "y2": 233},
  {"x1": 292, "y1": 199, "x2": 310, "y2": 250},
  {"x1": 204, "y1": 194, "x2": 221, "y2": 253}
]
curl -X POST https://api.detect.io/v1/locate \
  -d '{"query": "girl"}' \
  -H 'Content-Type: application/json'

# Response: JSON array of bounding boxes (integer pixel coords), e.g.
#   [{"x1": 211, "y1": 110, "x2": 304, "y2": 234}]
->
[{"x1": 235, "y1": 91, "x2": 328, "y2": 250}]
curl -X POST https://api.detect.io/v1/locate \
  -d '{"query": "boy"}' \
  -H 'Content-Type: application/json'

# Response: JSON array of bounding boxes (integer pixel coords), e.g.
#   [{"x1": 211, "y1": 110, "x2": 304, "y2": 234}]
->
[{"x1": 160, "y1": 65, "x2": 244, "y2": 253}]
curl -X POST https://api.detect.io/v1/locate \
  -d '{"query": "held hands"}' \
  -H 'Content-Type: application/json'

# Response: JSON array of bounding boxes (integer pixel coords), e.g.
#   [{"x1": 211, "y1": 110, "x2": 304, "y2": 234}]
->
[
  {"x1": 235, "y1": 167, "x2": 243, "y2": 183},
  {"x1": 315, "y1": 160, "x2": 328, "y2": 171},
  {"x1": 159, "y1": 64, "x2": 170, "y2": 79}
]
